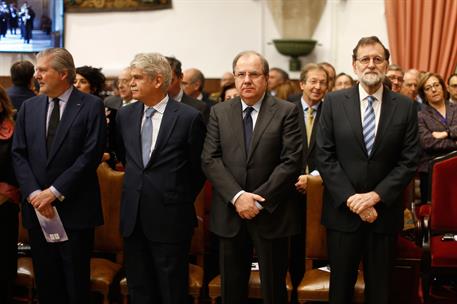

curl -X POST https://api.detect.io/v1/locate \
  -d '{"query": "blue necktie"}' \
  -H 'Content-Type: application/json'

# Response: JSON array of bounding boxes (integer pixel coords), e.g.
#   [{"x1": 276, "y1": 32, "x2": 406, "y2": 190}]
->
[
  {"x1": 244, "y1": 106, "x2": 254, "y2": 155},
  {"x1": 141, "y1": 108, "x2": 155, "y2": 167},
  {"x1": 363, "y1": 96, "x2": 376, "y2": 156}
]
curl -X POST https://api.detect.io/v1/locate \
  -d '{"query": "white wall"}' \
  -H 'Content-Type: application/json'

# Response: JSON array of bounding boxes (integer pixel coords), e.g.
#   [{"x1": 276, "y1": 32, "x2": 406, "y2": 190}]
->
[{"x1": 0, "y1": 0, "x2": 389, "y2": 79}]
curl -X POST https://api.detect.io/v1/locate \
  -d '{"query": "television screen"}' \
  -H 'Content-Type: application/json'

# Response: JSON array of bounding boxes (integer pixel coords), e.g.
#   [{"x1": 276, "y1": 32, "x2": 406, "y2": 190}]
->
[{"x1": 0, "y1": 0, "x2": 64, "y2": 53}]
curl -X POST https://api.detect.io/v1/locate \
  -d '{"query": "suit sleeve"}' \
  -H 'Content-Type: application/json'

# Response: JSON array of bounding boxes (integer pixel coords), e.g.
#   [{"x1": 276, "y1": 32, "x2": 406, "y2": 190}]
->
[
  {"x1": 12, "y1": 103, "x2": 41, "y2": 198},
  {"x1": 187, "y1": 112, "x2": 207, "y2": 198},
  {"x1": 115, "y1": 110, "x2": 126, "y2": 165},
  {"x1": 201, "y1": 106, "x2": 245, "y2": 204},
  {"x1": 373, "y1": 101, "x2": 420, "y2": 205},
  {"x1": 51, "y1": 100, "x2": 107, "y2": 197},
  {"x1": 418, "y1": 111, "x2": 457, "y2": 151},
  {"x1": 253, "y1": 104, "x2": 303, "y2": 213},
  {"x1": 316, "y1": 95, "x2": 358, "y2": 208}
]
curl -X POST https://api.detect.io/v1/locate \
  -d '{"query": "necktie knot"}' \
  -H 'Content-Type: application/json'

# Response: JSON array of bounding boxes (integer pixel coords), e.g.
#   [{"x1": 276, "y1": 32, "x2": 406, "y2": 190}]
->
[
  {"x1": 245, "y1": 106, "x2": 254, "y2": 115},
  {"x1": 145, "y1": 107, "x2": 155, "y2": 118},
  {"x1": 52, "y1": 97, "x2": 60, "y2": 105},
  {"x1": 367, "y1": 96, "x2": 375, "y2": 106}
]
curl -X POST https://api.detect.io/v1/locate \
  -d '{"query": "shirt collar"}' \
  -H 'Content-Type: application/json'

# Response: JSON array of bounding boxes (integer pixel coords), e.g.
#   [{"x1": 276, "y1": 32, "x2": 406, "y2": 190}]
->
[
  {"x1": 144, "y1": 95, "x2": 169, "y2": 115},
  {"x1": 358, "y1": 83, "x2": 383, "y2": 103},
  {"x1": 300, "y1": 97, "x2": 321, "y2": 112},
  {"x1": 49, "y1": 86, "x2": 73, "y2": 104},
  {"x1": 241, "y1": 93, "x2": 265, "y2": 113}
]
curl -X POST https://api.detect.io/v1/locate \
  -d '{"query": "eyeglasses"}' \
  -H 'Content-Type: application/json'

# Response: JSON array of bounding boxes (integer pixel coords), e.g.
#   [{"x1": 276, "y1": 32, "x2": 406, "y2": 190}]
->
[
  {"x1": 387, "y1": 75, "x2": 403, "y2": 82},
  {"x1": 424, "y1": 82, "x2": 442, "y2": 92},
  {"x1": 234, "y1": 71, "x2": 264, "y2": 80},
  {"x1": 306, "y1": 79, "x2": 328, "y2": 87},
  {"x1": 356, "y1": 56, "x2": 385, "y2": 65}
]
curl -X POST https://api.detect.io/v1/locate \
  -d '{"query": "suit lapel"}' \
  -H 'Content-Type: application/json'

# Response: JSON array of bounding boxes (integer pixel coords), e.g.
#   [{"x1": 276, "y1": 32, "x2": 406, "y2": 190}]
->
[
  {"x1": 131, "y1": 102, "x2": 145, "y2": 169},
  {"x1": 308, "y1": 102, "x2": 322, "y2": 154},
  {"x1": 342, "y1": 87, "x2": 365, "y2": 153},
  {"x1": 230, "y1": 99, "x2": 247, "y2": 159},
  {"x1": 370, "y1": 89, "x2": 398, "y2": 157},
  {"x1": 47, "y1": 90, "x2": 84, "y2": 163},
  {"x1": 147, "y1": 100, "x2": 179, "y2": 168},
  {"x1": 248, "y1": 95, "x2": 277, "y2": 162},
  {"x1": 37, "y1": 95, "x2": 48, "y2": 160}
]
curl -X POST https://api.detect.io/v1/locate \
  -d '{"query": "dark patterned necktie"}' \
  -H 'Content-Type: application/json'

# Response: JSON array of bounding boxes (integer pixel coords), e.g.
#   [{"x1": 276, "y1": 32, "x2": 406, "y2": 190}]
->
[
  {"x1": 244, "y1": 106, "x2": 254, "y2": 155},
  {"x1": 47, "y1": 98, "x2": 60, "y2": 156}
]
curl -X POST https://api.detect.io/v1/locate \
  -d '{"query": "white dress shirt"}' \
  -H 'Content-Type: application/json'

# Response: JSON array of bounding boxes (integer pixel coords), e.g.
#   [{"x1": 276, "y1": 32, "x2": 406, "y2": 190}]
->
[
  {"x1": 359, "y1": 83, "x2": 383, "y2": 137},
  {"x1": 141, "y1": 95, "x2": 169, "y2": 157}
]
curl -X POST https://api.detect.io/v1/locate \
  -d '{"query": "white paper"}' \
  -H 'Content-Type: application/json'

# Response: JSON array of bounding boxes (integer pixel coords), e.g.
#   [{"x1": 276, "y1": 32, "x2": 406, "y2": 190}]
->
[{"x1": 35, "y1": 207, "x2": 68, "y2": 243}]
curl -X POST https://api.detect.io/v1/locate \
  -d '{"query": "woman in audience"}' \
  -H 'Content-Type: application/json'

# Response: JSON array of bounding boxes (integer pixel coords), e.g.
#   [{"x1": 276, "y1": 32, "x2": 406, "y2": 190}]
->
[
  {"x1": 75, "y1": 66, "x2": 117, "y2": 166},
  {"x1": 333, "y1": 72, "x2": 354, "y2": 91},
  {"x1": 75, "y1": 66, "x2": 106, "y2": 97},
  {"x1": 276, "y1": 80, "x2": 299, "y2": 100},
  {"x1": 417, "y1": 72, "x2": 457, "y2": 203},
  {"x1": 220, "y1": 81, "x2": 239, "y2": 101},
  {"x1": 0, "y1": 86, "x2": 20, "y2": 303}
]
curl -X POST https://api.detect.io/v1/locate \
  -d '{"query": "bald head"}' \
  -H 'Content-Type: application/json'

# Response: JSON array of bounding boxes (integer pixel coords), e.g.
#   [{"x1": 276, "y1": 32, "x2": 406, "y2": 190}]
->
[
  {"x1": 400, "y1": 69, "x2": 419, "y2": 100},
  {"x1": 183, "y1": 68, "x2": 205, "y2": 98}
]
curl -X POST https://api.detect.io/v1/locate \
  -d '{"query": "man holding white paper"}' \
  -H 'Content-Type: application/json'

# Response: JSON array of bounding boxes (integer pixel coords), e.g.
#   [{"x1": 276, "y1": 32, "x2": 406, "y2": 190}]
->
[{"x1": 12, "y1": 48, "x2": 106, "y2": 304}]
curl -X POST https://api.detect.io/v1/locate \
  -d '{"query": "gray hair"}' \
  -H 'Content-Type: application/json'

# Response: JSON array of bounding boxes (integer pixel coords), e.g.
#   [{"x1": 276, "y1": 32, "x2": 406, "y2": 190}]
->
[
  {"x1": 36, "y1": 48, "x2": 76, "y2": 84},
  {"x1": 232, "y1": 51, "x2": 269, "y2": 76},
  {"x1": 130, "y1": 53, "x2": 172, "y2": 93}
]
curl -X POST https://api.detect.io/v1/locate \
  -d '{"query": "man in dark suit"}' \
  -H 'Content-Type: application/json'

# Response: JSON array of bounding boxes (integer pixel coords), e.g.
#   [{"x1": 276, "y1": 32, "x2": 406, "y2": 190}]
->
[
  {"x1": 288, "y1": 63, "x2": 328, "y2": 300},
  {"x1": 116, "y1": 53, "x2": 206, "y2": 304},
  {"x1": 202, "y1": 50, "x2": 303, "y2": 304},
  {"x1": 316, "y1": 36, "x2": 420, "y2": 304},
  {"x1": 12, "y1": 48, "x2": 106, "y2": 304},
  {"x1": 6, "y1": 60, "x2": 36, "y2": 111},
  {"x1": 166, "y1": 57, "x2": 209, "y2": 123},
  {"x1": 182, "y1": 67, "x2": 217, "y2": 108}
]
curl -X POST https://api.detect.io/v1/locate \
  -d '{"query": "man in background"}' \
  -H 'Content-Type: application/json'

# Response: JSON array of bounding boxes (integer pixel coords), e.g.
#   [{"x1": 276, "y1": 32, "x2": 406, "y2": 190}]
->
[
  {"x1": 386, "y1": 64, "x2": 404, "y2": 93},
  {"x1": 183, "y1": 67, "x2": 217, "y2": 108},
  {"x1": 268, "y1": 67, "x2": 289, "y2": 96},
  {"x1": 7, "y1": 60, "x2": 36, "y2": 111},
  {"x1": 447, "y1": 73, "x2": 457, "y2": 104}
]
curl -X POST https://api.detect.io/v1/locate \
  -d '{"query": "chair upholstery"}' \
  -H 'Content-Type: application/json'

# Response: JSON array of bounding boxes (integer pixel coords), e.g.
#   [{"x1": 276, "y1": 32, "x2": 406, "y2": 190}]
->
[
  {"x1": 296, "y1": 175, "x2": 365, "y2": 303},
  {"x1": 119, "y1": 186, "x2": 206, "y2": 304},
  {"x1": 15, "y1": 209, "x2": 34, "y2": 304},
  {"x1": 91, "y1": 159, "x2": 125, "y2": 304},
  {"x1": 208, "y1": 271, "x2": 293, "y2": 304},
  {"x1": 422, "y1": 151, "x2": 457, "y2": 299}
]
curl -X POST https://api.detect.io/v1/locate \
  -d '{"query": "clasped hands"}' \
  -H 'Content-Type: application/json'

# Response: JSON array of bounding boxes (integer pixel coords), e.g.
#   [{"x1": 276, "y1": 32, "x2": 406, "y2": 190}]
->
[
  {"x1": 295, "y1": 174, "x2": 308, "y2": 194},
  {"x1": 28, "y1": 188, "x2": 56, "y2": 219},
  {"x1": 346, "y1": 191, "x2": 380, "y2": 223},
  {"x1": 234, "y1": 192, "x2": 265, "y2": 220}
]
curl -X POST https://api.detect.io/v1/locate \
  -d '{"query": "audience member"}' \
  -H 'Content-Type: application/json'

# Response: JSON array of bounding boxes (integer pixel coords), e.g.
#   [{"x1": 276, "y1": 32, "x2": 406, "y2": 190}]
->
[
  {"x1": 183, "y1": 67, "x2": 216, "y2": 108},
  {"x1": 115, "y1": 52, "x2": 206, "y2": 304},
  {"x1": 0, "y1": 86, "x2": 19, "y2": 304},
  {"x1": 220, "y1": 80, "x2": 238, "y2": 101},
  {"x1": 275, "y1": 80, "x2": 299, "y2": 101},
  {"x1": 417, "y1": 72, "x2": 457, "y2": 203},
  {"x1": 316, "y1": 36, "x2": 420, "y2": 304},
  {"x1": 289, "y1": 63, "x2": 328, "y2": 301},
  {"x1": 268, "y1": 67, "x2": 289, "y2": 96},
  {"x1": 333, "y1": 72, "x2": 354, "y2": 91},
  {"x1": 386, "y1": 64, "x2": 404, "y2": 93},
  {"x1": 75, "y1": 66, "x2": 106, "y2": 97},
  {"x1": 447, "y1": 73, "x2": 457, "y2": 104},
  {"x1": 210, "y1": 71, "x2": 234, "y2": 102},
  {"x1": 6, "y1": 60, "x2": 36, "y2": 111},
  {"x1": 105, "y1": 67, "x2": 137, "y2": 111},
  {"x1": 167, "y1": 57, "x2": 209, "y2": 123},
  {"x1": 12, "y1": 48, "x2": 106, "y2": 304},
  {"x1": 202, "y1": 50, "x2": 302, "y2": 304},
  {"x1": 400, "y1": 69, "x2": 419, "y2": 100},
  {"x1": 319, "y1": 62, "x2": 336, "y2": 91}
]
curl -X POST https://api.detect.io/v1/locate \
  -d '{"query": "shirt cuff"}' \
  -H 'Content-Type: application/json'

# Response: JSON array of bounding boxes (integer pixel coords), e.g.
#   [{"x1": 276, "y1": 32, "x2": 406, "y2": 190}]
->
[
  {"x1": 310, "y1": 170, "x2": 320, "y2": 176},
  {"x1": 255, "y1": 201, "x2": 264, "y2": 210},
  {"x1": 231, "y1": 190, "x2": 245, "y2": 205},
  {"x1": 50, "y1": 186, "x2": 65, "y2": 202}
]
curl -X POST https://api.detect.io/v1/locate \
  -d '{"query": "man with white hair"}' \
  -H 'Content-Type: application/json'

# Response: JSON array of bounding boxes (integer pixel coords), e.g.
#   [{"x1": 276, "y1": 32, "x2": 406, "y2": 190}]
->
[{"x1": 116, "y1": 52, "x2": 206, "y2": 304}]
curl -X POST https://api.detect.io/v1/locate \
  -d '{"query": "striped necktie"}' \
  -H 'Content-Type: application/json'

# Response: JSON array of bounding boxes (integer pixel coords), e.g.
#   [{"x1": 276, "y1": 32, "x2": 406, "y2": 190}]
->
[{"x1": 363, "y1": 96, "x2": 376, "y2": 156}]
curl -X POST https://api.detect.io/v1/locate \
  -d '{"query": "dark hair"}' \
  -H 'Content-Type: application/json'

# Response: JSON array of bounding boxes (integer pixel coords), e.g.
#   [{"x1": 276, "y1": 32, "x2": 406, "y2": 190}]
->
[
  {"x1": 335, "y1": 72, "x2": 354, "y2": 86},
  {"x1": 166, "y1": 56, "x2": 183, "y2": 78},
  {"x1": 220, "y1": 81, "x2": 236, "y2": 101},
  {"x1": 352, "y1": 36, "x2": 390, "y2": 62},
  {"x1": 269, "y1": 67, "x2": 289, "y2": 81},
  {"x1": 232, "y1": 51, "x2": 269, "y2": 75},
  {"x1": 75, "y1": 66, "x2": 106, "y2": 97},
  {"x1": 417, "y1": 72, "x2": 449, "y2": 103},
  {"x1": 0, "y1": 85, "x2": 14, "y2": 123},
  {"x1": 10, "y1": 60, "x2": 35, "y2": 87},
  {"x1": 447, "y1": 73, "x2": 457, "y2": 85}
]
